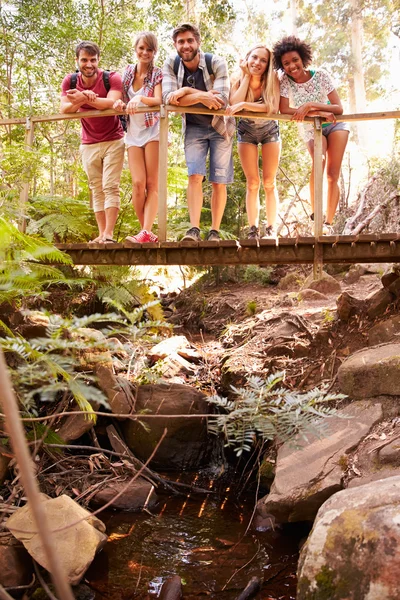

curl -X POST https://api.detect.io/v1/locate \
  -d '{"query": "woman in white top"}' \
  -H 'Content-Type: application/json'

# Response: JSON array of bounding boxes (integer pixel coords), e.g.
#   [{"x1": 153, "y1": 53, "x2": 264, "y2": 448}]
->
[
  {"x1": 114, "y1": 32, "x2": 162, "y2": 243},
  {"x1": 227, "y1": 45, "x2": 280, "y2": 239},
  {"x1": 273, "y1": 36, "x2": 349, "y2": 230}
]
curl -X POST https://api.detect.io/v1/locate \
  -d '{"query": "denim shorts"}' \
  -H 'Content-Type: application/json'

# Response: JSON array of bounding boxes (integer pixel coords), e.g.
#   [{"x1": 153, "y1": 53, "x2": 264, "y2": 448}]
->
[
  {"x1": 237, "y1": 119, "x2": 280, "y2": 146},
  {"x1": 322, "y1": 122, "x2": 350, "y2": 137},
  {"x1": 184, "y1": 124, "x2": 234, "y2": 184}
]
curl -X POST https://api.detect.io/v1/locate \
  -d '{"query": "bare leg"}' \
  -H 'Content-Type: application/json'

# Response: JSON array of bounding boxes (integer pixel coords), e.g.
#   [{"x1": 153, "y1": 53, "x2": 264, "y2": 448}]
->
[
  {"x1": 325, "y1": 131, "x2": 349, "y2": 224},
  {"x1": 307, "y1": 137, "x2": 327, "y2": 215},
  {"x1": 238, "y1": 143, "x2": 260, "y2": 227},
  {"x1": 93, "y1": 211, "x2": 106, "y2": 241},
  {"x1": 261, "y1": 141, "x2": 281, "y2": 229},
  {"x1": 128, "y1": 146, "x2": 146, "y2": 228},
  {"x1": 210, "y1": 183, "x2": 227, "y2": 231},
  {"x1": 103, "y1": 207, "x2": 119, "y2": 240},
  {"x1": 143, "y1": 141, "x2": 159, "y2": 232},
  {"x1": 187, "y1": 174, "x2": 204, "y2": 227}
]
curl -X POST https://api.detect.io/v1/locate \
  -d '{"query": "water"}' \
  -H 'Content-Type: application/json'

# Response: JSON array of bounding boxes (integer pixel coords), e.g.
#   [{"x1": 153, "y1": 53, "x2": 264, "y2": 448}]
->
[{"x1": 85, "y1": 485, "x2": 304, "y2": 599}]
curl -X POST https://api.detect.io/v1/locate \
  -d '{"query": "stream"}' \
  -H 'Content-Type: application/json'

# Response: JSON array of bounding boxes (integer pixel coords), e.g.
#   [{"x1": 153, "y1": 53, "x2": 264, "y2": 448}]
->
[{"x1": 86, "y1": 474, "x2": 307, "y2": 600}]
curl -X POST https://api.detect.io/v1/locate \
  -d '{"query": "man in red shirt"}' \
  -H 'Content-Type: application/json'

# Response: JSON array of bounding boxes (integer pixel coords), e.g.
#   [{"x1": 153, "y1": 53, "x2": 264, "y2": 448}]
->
[{"x1": 61, "y1": 41, "x2": 124, "y2": 243}]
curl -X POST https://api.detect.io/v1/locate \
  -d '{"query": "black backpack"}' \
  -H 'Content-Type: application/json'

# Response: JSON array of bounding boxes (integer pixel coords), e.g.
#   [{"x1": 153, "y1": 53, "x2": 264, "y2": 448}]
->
[
  {"x1": 70, "y1": 70, "x2": 127, "y2": 131},
  {"x1": 173, "y1": 52, "x2": 214, "y2": 80}
]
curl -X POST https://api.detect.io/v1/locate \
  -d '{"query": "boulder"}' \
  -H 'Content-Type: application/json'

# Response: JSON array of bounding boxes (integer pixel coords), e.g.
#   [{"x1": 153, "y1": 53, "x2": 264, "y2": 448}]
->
[
  {"x1": 302, "y1": 272, "x2": 341, "y2": 296},
  {"x1": 90, "y1": 478, "x2": 158, "y2": 511},
  {"x1": 156, "y1": 352, "x2": 197, "y2": 379},
  {"x1": 159, "y1": 575, "x2": 182, "y2": 599},
  {"x1": 378, "y1": 439, "x2": 400, "y2": 466},
  {"x1": 0, "y1": 540, "x2": 33, "y2": 588},
  {"x1": 388, "y1": 277, "x2": 400, "y2": 298},
  {"x1": 297, "y1": 475, "x2": 400, "y2": 600},
  {"x1": 381, "y1": 271, "x2": 399, "y2": 289},
  {"x1": 122, "y1": 383, "x2": 213, "y2": 470},
  {"x1": 298, "y1": 289, "x2": 328, "y2": 302},
  {"x1": 336, "y1": 292, "x2": 365, "y2": 322},
  {"x1": 56, "y1": 408, "x2": 95, "y2": 443},
  {"x1": 258, "y1": 402, "x2": 382, "y2": 522},
  {"x1": 6, "y1": 494, "x2": 107, "y2": 585},
  {"x1": 338, "y1": 343, "x2": 400, "y2": 398},
  {"x1": 366, "y1": 288, "x2": 394, "y2": 319},
  {"x1": 344, "y1": 264, "x2": 367, "y2": 284},
  {"x1": 94, "y1": 365, "x2": 134, "y2": 415},
  {"x1": 148, "y1": 336, "x2": 191, "y2": 361},
  {"x1": 368, "y1": 316, "x2": 400, "y2": 346}
]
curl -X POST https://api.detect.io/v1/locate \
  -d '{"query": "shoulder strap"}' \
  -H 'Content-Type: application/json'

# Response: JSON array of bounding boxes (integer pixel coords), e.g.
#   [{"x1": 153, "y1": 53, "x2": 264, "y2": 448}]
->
[
  {"x1": 204, "y1": 53, "x2": 214, "y2": 77},
  {"x1": 70, "y1": 72, "x2": 78, "y2": 89},
  {"x1": 173, "y1": 55, "x2": 181, "y2": 77},
  {"x1": 102, "y1": 70, "x2": 110, "y2": 92}
]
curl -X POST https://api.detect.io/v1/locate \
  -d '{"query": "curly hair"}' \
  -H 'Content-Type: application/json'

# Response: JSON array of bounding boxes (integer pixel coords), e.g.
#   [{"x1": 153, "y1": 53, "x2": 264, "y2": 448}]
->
[{"x1": 272, "y1": 36, "x2": 313, "y2": 71}]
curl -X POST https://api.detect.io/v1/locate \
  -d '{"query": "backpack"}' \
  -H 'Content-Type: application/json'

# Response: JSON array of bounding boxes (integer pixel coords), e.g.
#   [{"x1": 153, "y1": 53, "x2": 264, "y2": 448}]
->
[
  {"x1": 173, "y1": 52, "x2": 214, "y2": 80},
  {"x1": 70, "y1": 70, "x2": 127, "y2": 132}
]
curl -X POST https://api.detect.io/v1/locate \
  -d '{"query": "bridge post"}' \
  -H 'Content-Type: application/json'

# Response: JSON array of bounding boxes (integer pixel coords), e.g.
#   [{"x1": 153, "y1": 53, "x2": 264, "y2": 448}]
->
[
  {"x1": 19, "y1": 117, "x2": 35, "y2": 232},
  {"x1": 313, "y1": 117, "x2": 323, "y2": 279},
  {"x1": 158, "y1": 105, "x2": 169, "y2": 242}
]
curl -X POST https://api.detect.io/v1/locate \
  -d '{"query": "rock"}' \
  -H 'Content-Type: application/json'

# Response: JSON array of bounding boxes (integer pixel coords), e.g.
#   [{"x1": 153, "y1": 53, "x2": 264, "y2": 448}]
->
[
  {"x1": 278, "y1": 272, "x2": 302, "y2": 290},
  {"x1": 364, "y1": 263, "x2": 391, "y2": 274},
  {"x1": 366, "y1": 288, "x2": 394, "y2": 319},
  {"x1": 236, "y1": 576, "x2": 262, "y2": 600},
  {"x1": 94, "y1": 364, "x2": 134, "y2": 415},
  {"x1": 149, "y1": 336, "x2": 191, "y2": 361},
  {"x1": 297, "y1": 475, "x2": 400, "y2": 600},
  {"x1": 336, "y1": 292, "x2": 365, "y2": 321},
  {"x1": 6, "y1": 494, "x2": 107, "y2": 585},
  {"x1": 338, "y1": 343, "x2": 400, "y2": 398},
  {"x1": 56, "y1": 407, "x2": 95, "y2": 443},
  {"x1": 344, "y1": 264, "x2": 367, "y2": 284},
  {"x1": 122, "y1": 383, "x2": 213, "y2": 470},
  {"x1": 368, "y1": 316, "x2": 400, "y2": 346},
  {"x1": 90, "y1": 478, "x2": 158, "y2": 511},
  {"x1": 0, "y1": 452, "x2": 10, "y2": 484},
  {"x1": 159, "y1": 575, "x2": 182, "y2": 599},
  {"x1": 259, "y1": 402, "x2": 382, "y2": 522},
  {"x1": 177, "y1": 347, "x2": 202, "y2": 363},
  {"x1": 298, "y1": 289, "x2": 329, "y2": 302},
  {"x1": 381, "y1": 271, "x2": 399, "y2": 289},
  {"x1": 388, "y1": 276, "x2": 400, "y2": 298},
  {"x1": 302, "y1": 272, "x2": 341, "y2": 296},
  {"x1": 0, "y1": 540, "x2": 33, "y2": 588},
  {"x1": 15, "y1": 311, "x2": 50, "y2": 339},
  {"x1": 156, "y1": 352, "x2": 197, "y2": 379},
  {"x1": 378, "y1": 439, "x2": 400, "y2": 465}
]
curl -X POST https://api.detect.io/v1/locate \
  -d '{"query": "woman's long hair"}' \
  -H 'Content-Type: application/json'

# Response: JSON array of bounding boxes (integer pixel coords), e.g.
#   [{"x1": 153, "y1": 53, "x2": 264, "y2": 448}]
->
[
  {"x1": 134, "y1": 31, "x2": 158, "y2": 73},
  {"x1": 232, "y1": 45, "x2": 277, "y2": 114}
]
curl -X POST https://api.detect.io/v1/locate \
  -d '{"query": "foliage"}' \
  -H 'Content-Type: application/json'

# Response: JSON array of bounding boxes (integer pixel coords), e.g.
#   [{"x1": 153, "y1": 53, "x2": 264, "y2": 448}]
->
[
  {"x1": 207, "y1": 372, "x2": 346, "y2": 456},
  {"x1": 241, "y1": 265, "x2": 273, "y2": 286},
  {"x1": 246, "y1": 300, "x2": 257, "y2": 315}
]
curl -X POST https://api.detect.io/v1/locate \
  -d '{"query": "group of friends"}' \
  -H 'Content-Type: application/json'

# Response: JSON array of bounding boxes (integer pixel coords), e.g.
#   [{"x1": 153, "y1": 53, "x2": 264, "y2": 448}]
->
[{"x1": 60, "y1": 23, "x2": 350, "y2": 244}]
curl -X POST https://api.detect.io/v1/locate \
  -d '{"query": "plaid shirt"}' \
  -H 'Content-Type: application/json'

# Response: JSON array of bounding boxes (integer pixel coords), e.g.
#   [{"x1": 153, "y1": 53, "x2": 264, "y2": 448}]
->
[
  {"x1": 122, "y1": 64, "x2": 163, "y2": 128},
  {"x1": 162, "y1": 51, "x2": 235, "y2": 139}
]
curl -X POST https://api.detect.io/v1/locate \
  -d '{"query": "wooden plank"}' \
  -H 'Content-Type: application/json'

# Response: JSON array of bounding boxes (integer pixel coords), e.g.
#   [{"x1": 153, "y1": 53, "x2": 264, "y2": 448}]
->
[
  {"x1": 19, "y1": 119, "x2": 35, "y2": 232},
  {"x1": 313, "y1": 118, "x2": 324, "y2": 279},
  {"x1": 158, "y1": 106, "x2": 169, "y2": 242}
]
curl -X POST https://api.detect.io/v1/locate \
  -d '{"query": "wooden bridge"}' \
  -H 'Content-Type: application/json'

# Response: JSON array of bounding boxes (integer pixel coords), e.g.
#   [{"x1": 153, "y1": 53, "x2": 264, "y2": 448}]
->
[
  {"x1": 56, "y1": 233, "x2": 400, "y2": 266},
  {"x1": 2, "y1": 105, "x2": 400, "y2": 274}
]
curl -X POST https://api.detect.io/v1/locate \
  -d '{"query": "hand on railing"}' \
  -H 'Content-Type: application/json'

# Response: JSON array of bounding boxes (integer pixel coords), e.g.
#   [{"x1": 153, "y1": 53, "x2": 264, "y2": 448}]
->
[{"x1": 113, "y1": 99, "x2": 126, "y2": 112}]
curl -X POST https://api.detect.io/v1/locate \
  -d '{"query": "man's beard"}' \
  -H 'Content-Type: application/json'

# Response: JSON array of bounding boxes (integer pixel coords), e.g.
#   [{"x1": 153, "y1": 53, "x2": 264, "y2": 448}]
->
[{"x1": 179, "y1": 48, "x2": 199, "y2": 62}]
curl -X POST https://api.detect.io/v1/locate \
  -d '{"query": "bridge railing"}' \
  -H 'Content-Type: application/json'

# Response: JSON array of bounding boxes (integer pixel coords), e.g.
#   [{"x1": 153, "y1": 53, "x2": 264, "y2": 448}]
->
[{"x1": 1, "y1": 106, "x2": 400, "y2": 276}]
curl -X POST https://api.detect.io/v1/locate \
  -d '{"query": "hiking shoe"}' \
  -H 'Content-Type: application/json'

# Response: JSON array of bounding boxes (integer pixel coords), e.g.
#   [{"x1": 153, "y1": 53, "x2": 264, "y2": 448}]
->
[
  {"x1": 264, "y1": 225, "x2": 276, "y2": 238},
  {"x1": 182, "y1": 227, "x2": 201, "y2": 242},
  {"x1": 205, "y1": 229, "x2": 221, "y2": 241},
  {"x1": 126, "y1": 229, "x2": 158, "y2": 243},
  {"x1": 322, "y1": 223, "x2": 334, "y2": 235},
  {"x1": 247, "y1": 225, "x2": 260, "y2": 240}
]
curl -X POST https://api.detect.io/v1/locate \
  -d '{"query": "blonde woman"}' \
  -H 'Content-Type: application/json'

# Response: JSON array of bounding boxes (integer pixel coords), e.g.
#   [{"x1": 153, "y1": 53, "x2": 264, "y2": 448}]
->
[
  {"x1": 114, "y1": 32, "x2": 162, "y2": 243},
  {"x1": 227, "y1": 45, "x2": 280, "y2": 239}
]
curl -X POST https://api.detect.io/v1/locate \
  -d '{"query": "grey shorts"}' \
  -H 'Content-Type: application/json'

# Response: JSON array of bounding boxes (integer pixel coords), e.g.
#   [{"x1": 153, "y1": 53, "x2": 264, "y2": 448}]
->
[
  {"x1": 237, "y1": 119, "x2": 280, "y2": 146},
  {"x1": 322, "y1": 122, "x2": 350, "y2": 137}
]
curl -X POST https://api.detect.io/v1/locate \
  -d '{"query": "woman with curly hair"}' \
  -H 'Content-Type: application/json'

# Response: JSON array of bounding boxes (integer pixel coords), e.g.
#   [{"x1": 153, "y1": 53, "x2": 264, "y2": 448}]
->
[
  {"x1": 113, "y1": 32, "x2": 162, "y2": 243},
  {"x1": 273, "y1": 36, "x2": 349, "y2": 231},
  {"x1": 227, "y1": 45, "x2": 280, "y2": 239}
]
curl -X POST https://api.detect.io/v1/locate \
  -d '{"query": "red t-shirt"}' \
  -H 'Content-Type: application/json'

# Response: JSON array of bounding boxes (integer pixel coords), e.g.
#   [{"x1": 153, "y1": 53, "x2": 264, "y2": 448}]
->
[{"x1": 61, "y1": 69, "x2": 124, "y2": 144}]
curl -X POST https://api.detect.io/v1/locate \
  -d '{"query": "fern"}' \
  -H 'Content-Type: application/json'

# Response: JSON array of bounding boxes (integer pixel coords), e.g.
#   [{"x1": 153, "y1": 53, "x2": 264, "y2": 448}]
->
[{"x1": 208, "y1": 372, "x2": 346, "y2": 456}]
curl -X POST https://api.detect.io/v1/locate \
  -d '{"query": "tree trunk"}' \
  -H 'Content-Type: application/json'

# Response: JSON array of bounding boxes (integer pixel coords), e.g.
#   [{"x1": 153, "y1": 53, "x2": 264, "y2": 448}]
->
[{"x1": 350, "y1": 0, "x2": 368, "y2": 148}]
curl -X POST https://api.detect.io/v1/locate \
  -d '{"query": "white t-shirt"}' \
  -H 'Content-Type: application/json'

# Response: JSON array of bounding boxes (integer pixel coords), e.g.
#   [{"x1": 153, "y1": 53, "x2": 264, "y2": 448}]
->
[{"x1": 279, "y1": 69, "x2": 335, "y2": 142}]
